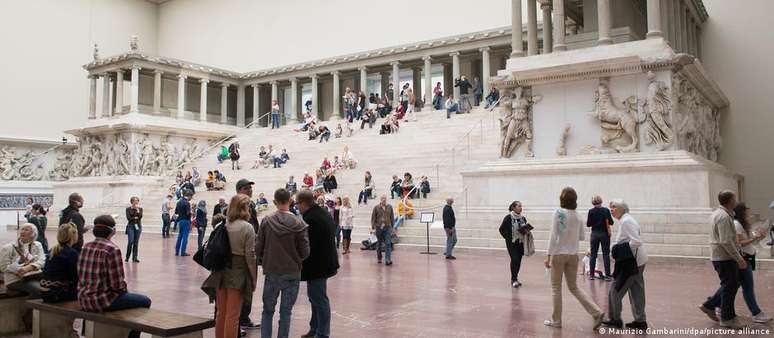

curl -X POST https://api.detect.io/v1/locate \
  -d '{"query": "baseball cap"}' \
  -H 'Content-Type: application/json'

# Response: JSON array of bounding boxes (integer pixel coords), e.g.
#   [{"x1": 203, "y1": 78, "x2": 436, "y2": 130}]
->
[{"x1": 236, "y1": 179, "x2": 255, "y2": 191}]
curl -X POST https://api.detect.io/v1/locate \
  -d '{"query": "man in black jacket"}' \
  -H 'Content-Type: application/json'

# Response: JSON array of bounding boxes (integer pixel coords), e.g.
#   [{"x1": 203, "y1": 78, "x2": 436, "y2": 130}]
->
[
  {"x1": 297, "y1": 190, "x2": 339, "y2": 338},
  {"x1": 59, "y1": 192, "x2": 87, "y2": 251},
  {"x1": 443, "y1": 197, "x2": 457, "y2": 260},
  {"x1": 454, "y1": 76, "x2": 473, "y2": 113}
]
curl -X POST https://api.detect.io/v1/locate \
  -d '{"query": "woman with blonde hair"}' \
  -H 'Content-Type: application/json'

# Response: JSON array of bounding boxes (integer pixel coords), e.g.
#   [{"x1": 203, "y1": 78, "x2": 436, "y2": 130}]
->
[
  {"x1": 201, "y1": 194, "x2": 258, "y2": 338},
  {"x1": 544, "y1": 187, "x2": 604, "y2": 331},
  {"x1": 41, "y1": 223, "x2": 80, "y2": 303},
  {"x1": 340, "y1": 196, "x2": 354, "y2": 254}
]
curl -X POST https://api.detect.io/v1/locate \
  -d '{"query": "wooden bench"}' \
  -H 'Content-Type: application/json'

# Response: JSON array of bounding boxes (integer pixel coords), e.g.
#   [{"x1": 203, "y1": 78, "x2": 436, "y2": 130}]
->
[
  {"x1": 0, "y1": 285, "x2": 27, "y2": 335},
  {"x1": 26, "y1": 299, "x2": 214, "y2": 338}
]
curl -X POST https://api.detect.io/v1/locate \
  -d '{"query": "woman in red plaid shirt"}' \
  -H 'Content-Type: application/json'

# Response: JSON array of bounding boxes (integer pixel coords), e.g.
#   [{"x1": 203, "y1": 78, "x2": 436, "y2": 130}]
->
[{"x1": 77, "y1": 214, "x2": 151, "y2": 338}]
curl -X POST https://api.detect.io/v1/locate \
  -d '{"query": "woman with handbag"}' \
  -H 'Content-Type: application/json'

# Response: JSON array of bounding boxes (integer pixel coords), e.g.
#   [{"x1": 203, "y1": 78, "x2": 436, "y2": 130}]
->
[
  {"x1": 728, "y1": 203, "x2": 772, "y2": 323},
  {"x1": 498, "y1": 201, "x2": 532, "y2": 288},
  {"x1": 125, "y1": 196, "x2": 143, "y2": 263}
]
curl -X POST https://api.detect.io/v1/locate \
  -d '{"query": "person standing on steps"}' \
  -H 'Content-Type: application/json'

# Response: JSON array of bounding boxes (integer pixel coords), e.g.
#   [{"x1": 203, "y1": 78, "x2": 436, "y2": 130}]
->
[
  {"x1": 340, "y1": 196, "x2": 354, "y2": 255},
  {"x1": 60, "y1": 192, "x2": 88, "y2": 252},
  {"x1": 297, "y1": 190, "x2": 339, "y2": 338},
  {"x1": 271, "y1": 99, "x2": 281, "y2": 129},
  {"x1": 174, "y1": 190, "x2": 193, "y2": 256},
  {"x1": 229, "y1": 140, "x2": 241, "y2": 170},
  {"x1": 499, "y1": 201, "x2": 529, "y2": 288},
  {"x1": 443, "y1": 197, "x2": 457, "y2": 260},
  {"x1": 454, "y1": 76, "x2": 473, "y2": 113},
  {"x1": 543, "y1": 187, "x2": 604, "y2": 330},
  {"x1": 161, "y1": 194, "x2": 174, "y2": 238},
  {"x1": 124, "y1": 197, "x2": 143, "y2": 263},
  {"x1": 586, "y1": 195, "x2": 614, "y2": 281},
  {"x1": 256, "y1": 188, "x2": 310, "y2": 338},
  {"x1": 370, "y1": 195, "x2": 395, "y2": 266}
]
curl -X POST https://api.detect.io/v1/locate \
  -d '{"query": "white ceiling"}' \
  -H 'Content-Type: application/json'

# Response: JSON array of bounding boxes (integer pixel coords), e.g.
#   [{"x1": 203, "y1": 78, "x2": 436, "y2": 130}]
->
[{"x1": 144, "y1": 0, "x2": 171, "y2": 4}]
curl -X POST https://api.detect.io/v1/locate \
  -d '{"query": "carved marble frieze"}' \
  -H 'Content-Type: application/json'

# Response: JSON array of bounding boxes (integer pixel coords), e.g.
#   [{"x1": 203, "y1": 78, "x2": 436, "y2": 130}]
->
[
  {"x1": 672, "y1": 73, "x2": 721, "y2": 161},
  {"x1": 588, "y1": 77, "x2": 641, "y2": 153},
  {"x1": 0, "y1": 145, "x2": 65, "y2": 182},
  {"x1": 68, "y1": 133, "x2": 211, "y2": 178},
  {"x1": 498, "y1": 86, "x2": 541, "y2": 159}
]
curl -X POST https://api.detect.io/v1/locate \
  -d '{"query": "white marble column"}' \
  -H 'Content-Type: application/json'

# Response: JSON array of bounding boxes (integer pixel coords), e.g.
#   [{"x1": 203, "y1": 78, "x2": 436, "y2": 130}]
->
[
  {"x1": 89, "y1": 75, "x2": 97, "y2": 119},
  {"x1": 130, "y1": 65, "x2": 140, "y2": 114},
  {"x1": 153, "y1": 70, "x2": 163, "y2": 114},
  {"x1": 527, "y1": 0, "x2": 538, "y2": 55},
  {"x1": 177, "y1": 74, "x2": 187, "y2": 119},
  {"x1": 332, "y1": 71, "x2": 341, "y2": 118},
  {"x1": 597, "y1": 0, "x2": 613, "y2": 45},
  {"x1": 359, "y1": 67, "x2": 368, "y2": 95},
  {"x1": 541, "y1": 3, "x2": 553, "y2": 53},
  {"x1": 115, "y1": 70, "x2": 124, "y2": 114},
  {"x1": 220, "y1": 83, "x2": 228, "y2": 124},
  {"x1": 450, "y1": 52, "x2": 460, "y2": 100},
  {"x1": 237, "y1": 85, "x2": 245, "y2": 127},
  {"x1": 480, "y1": 48, "x2": 491, "y2": 99},
  {"x1": 674, "y1": 0, "x2": 683, "y2": 52},
  {"x1": 101, "y1": 74, "x2": 110, "y2": 118},
  {"x1": 511, "y1": 0, "x2": 524, "y2": 57},
  {"x1": 646, "y1": 0, "x2": 664, "y2": 39},
  {"x1": 252, "y1": 84, "x2": 260, "y2": 126},
  {"x1": 391, "y1": 61, "x2": 400, "y2": 107},
  {"x1": 290, "y1": 77, "x2": 299, "y2": 123},
  {"x1": 311, "y1": 74, "x2": 319, "y2": 117},
  {"x1": 680, "y1": 4, "x2": 688, "y2": 53},
  {"x1": 422, "y1": 56, "x2": 433, "y2": 107},
  {"x1": 199, "y1": 79, "x2": 209, "y2": 122},
  {"x1": 552, "y1": 0, "x2": 567, "y2": 51}
]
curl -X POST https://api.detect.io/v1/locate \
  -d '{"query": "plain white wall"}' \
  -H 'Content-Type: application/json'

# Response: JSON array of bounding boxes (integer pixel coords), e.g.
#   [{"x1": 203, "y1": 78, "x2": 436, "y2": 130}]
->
[
  {"x1": 157, "y1": 0, "x2": 512, "y2": 71},
  {"x1": 701, "y1": 0, "x2": 774, "y2": 215},
  {"x1": 0, "y1": 0, "x2": 158, "y2": 141}
]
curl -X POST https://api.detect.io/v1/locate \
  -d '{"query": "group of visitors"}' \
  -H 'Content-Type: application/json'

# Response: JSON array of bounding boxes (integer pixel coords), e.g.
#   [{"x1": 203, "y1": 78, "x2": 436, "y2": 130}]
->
[
  {"x1": 389, "y1": 172, "x2": 430, "y2": 199},
  {"x1": 252, "y1": 144, "x2": 290, "y2": 169},
  {"x1": 1, "y1": 193, "x2": 151, "y2": 338},
  {"x1": 205, "y1": 170, "x2": 227, "y2": 190}
]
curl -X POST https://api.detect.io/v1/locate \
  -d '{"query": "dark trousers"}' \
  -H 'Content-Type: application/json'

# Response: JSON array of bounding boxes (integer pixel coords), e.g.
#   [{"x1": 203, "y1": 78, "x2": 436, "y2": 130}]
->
[
  {"x1": 196, "y1": 226, "x2": 206, "y2": 251},
  {"x1": 589, "y1": 231, "x2": 611, "y2": 276},
  {"x1": 358, "y1": 189, "x2": 371, "y2": 204},
  {"x1": 703, "y1": 260, "x2": 741, "y2": 321},
  {"x1": 505, "y1": 240, "x2": 524, "y2": 282},
  {"x1": 125, "y1": 225, "x2": 141, "y2": 261},
  {"x1": 107, "y1": 292, "x2": 151, "y2": 338},
  {"x1": 240, "y1": 298, "x2": 254, "y2": 326},
  {"x1": 306, "y1": 278, "x2": 331, "y2": 337},
  {"x1": 161, "y1": 213, "x2": 170, "y2": 238}
]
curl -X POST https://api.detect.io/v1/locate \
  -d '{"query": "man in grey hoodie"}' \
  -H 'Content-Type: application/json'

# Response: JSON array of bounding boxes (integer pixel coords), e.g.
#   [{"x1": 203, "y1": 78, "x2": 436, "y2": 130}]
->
[{"x1": 256, "y1": 188, "x2": 311, "y2": 338}]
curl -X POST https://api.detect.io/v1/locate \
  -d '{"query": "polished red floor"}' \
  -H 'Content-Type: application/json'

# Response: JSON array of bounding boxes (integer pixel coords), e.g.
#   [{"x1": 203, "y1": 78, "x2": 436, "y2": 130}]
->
[{"x1": 2, "y1": 229, "x2": 773, "y2": 337}]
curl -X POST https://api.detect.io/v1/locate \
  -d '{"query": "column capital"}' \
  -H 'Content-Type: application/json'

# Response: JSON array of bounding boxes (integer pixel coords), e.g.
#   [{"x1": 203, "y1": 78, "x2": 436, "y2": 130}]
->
[
  {"x1": 540, "y1": 2, "x2": 551, "y2": 10},
  {"x1": 330, "y1": 71, "x2": 340, "y2": 76},
  {"x1": 422, "y1": 55, "x2": 432, "y2": 61},
  {"x1": 358, "y1": 66, "x2": 367, "y2": 71},
  {"x1": 199, "y1": 78, "x2": 210, "y2": 84},
  {"x1": 88, "y1": 74, "x2": 99, "y2": 80},
  {"x1": 251, "y1": 83, "x2": 260, "y2": 88},
  {"x1": 449, "y1": 51, "x2": 460, "y2": 57},
  {"x1": 153, "y1": 69, "x2": 164, "y2": 75},
  {"x1": 178, "y1": 74, "x2": 187, "y2": 80},
  {"x1": 389, "y1": 61, "x2": 400, "y2": 66},
  {"x1": 289, "y1": 77, "x2": 298, "y2": 83},
  {"x1": 220, "y1": 82, "x2": 229, "y2": 88},
  {"x1": 310, "y1": 73, "x2": 319, "y2": 80},
  {"x1": 270, "y1": 80, "x2": 278, "y2": 86},
  {"x1": 478, "y1": 47, "x2": 491, "y2": 53},
  {"x1": 130, "y1": 64, "x2": 142, "y2": 70}
]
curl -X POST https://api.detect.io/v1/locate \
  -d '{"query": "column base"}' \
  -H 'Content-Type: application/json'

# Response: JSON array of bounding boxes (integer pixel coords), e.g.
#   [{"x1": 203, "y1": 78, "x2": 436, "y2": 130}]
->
[
  {"x1": 553, "y1": 44, "x2": 568, "y2": 51},
  {"x1": 510, "y1": 51, "x2": 525, "y2": 58},
  {"x1": 596, "y1": 38, "x2": 614, "y2": 46},
  {"x1": 646, "y1": 31, "x2": 664, "y2": 39}
]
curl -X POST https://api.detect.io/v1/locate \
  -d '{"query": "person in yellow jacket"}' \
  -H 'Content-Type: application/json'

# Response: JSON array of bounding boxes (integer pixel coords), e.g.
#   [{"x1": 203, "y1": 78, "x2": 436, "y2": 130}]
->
[{"x1": 394, "y1": 197, "x2": 414, "y2": 231}]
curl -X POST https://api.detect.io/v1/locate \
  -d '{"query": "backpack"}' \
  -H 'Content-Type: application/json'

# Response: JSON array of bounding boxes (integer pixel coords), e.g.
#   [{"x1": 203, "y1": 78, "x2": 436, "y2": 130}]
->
[{"x1": 193, "y1": 220, "x2": 232, "y2": 271}]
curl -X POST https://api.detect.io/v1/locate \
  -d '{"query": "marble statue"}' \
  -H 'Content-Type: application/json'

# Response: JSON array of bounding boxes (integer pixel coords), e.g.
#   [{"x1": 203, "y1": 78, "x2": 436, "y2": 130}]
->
[
  {"x1": 93, "y1": 43, "x2": 100, "y2": 61},
  {"x1": 130, "y1": 35, "x2": 139, "y2": 52},
  {"x1": 49, "y1": 152, "x2": 72, "y2": 181},
  {"x1": 588, "y1": 78, "x2": 641, "y2": 153},
  {"x1": 642, "y1": 71, "x2": 673, "y2": 150},
  {"x1": 500, "y1": 87, "x2": 541, "y2": 158},
  {"x1": 673, "y1": 74, "x2": 721, "y2": 161},
  {"x1": 114, "y1": 135, "x2": 132, "y2": 175},
  {"x1": 556, "y1": 124, "x2": 572, "y2": 156}
]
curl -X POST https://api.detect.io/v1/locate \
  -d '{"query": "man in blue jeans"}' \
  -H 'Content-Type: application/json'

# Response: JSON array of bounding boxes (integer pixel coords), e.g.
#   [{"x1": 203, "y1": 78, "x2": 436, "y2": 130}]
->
[
  {"x1": 256, "y1": 188, "x2": 310, "y2": 338},
  {"x1": 174, "y1": 190, "x2": 193, "y2": 256},
  {"x1": 443, "y1": 197, "x2": 457, "y2": 259},
  {"x1": 78, "y1": 215, "x2": 151, "y2": 338},
  {"x1": 297, "y1": 190, "x2": 339, "y2": 338}
]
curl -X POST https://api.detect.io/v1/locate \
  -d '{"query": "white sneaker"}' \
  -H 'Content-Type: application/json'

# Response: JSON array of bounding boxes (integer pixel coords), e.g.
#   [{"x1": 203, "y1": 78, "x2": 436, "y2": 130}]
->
[
  {"x1": 753, "y1": 312, "x2": 773, "y2": 323},
  {"x1": 543, "y1": 319, "x2": 562, "y2": 328},
  {"x1": 719, "y1": 318, "x2": 745, "y2": 329}
]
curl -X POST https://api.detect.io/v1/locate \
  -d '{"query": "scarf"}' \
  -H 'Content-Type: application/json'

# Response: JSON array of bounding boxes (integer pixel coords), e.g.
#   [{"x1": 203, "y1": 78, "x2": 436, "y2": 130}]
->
[{"x1": 510, "y1": 211, "x2": 525, "y2": 243}]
